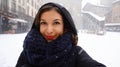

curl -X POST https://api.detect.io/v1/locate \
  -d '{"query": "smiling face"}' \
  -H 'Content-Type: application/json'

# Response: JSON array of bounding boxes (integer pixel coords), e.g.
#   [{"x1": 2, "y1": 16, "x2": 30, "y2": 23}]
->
[{"x1": 40, "y1": 9, "x2": 64, "y2": 42}]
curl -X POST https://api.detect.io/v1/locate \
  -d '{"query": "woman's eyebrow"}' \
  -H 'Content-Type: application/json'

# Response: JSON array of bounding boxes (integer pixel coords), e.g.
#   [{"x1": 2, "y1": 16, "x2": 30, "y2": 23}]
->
[
  {"x1": 40, "y1": 19, "x2": 45, "y2": 22},
  {"x1": 54, "y1": 19, "x2": 62, "y2": 21}
]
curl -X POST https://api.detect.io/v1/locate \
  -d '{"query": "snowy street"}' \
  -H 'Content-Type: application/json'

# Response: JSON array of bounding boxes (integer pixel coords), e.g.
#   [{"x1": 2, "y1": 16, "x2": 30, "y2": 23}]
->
[
  {"x1": 78, "y1": 31, "x2": 120, "y2": 67},
  {"x1": 0, "y1": 33, "x2": 26, "y2": 67},
  {"x1": 0, "y1": 31, "x2": 120, "y2": 67}
]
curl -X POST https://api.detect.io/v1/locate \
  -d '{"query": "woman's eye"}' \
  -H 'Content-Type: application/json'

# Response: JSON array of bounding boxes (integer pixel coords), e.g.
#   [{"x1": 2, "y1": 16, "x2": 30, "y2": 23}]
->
[
  {"x1": 54, "y1": 21, "x2": 60, "y2": 25},
  {"x1": 40, "y1": 22, "x2": 46, "y2": 25}
]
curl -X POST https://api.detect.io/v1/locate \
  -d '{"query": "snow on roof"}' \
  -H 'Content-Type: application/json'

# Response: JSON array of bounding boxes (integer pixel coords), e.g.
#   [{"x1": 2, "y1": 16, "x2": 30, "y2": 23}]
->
[
  {"x1": 112, "y1": 0, "x2": 120, "y2": 4},
  {"x1": 14, "y1": 18, "x2": 27, "y2": 23},
  {"x1": 9, "y1": 18, "x2": 27, "y2": 23},
  {"x1": 82, "y1": 10, "x2": 105, "y2": 21},
  {"x1": 105, "y1": 23, "x2": 120, "y2": 26}
]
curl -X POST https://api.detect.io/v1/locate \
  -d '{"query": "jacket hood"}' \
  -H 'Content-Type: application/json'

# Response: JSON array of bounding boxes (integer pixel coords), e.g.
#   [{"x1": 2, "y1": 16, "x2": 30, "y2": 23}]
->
[{"x1": 31, "y1": 2, "x2": 78, "y2": 35}]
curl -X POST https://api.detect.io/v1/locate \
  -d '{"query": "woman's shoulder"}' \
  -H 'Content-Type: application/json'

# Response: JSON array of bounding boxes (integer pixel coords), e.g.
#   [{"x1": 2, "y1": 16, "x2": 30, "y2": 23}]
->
[
  {"x1": 73, "y1": 46, "x2": 84, "y2": 55},
  {"x1": 74, "y1": 46, "x2": 82, "y2": 49},
  {"x1": 73, "y1": 46, "x2": 106, "y2": 67}
]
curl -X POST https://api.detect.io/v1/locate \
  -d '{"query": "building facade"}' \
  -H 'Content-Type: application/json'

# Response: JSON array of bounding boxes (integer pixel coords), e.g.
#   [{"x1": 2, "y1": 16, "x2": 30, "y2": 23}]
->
[
  {"x1": 81, "y1": 11, "x2": 105, "y2": 35},
  {"x1": 105, "y1": 1, "x2": 120, "y2": 23},
  {"x1": 0, "y1": 0, "x2": 42, "y2": 34}
]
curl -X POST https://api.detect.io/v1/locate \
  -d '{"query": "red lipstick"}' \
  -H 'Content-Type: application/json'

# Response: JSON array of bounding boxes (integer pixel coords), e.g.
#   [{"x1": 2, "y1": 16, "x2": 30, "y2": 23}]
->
[{"x1": 46, "y1": 36, "x2": 55, "y2": 40}]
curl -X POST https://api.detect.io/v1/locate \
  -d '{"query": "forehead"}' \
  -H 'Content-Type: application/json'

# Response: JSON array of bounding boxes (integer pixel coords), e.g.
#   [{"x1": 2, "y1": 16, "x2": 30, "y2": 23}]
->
[{"x1": 40, "y1": 9, "x2": 62, "y2": 20}]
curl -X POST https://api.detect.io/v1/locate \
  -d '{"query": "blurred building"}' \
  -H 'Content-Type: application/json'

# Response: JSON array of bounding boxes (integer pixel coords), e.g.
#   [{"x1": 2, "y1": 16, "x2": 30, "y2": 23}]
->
[
  {"x1": 0, "y1": 0, "x2": 43, "y2": 33},
  {"x1": 82, "y1": 3, "x2": 110, "y2": 17},
  {"x1": 100, "y1": 0, "x2": 115, "y2": 6},
  {"x1": 82, "y1": 2, "x2": 107, "y2": 35},
  {"x1": 81, "y1": 11, "x2": 105, "y2": 35},
  {"x1": 104, "y1": 0, "x2": 120, "y2": 32},
  {"x1": 81, "y1": 0, "x2": 120, "y2": 34},
  {"x1": 105, "y1": 0, "x2": 120, "y2": 23}
]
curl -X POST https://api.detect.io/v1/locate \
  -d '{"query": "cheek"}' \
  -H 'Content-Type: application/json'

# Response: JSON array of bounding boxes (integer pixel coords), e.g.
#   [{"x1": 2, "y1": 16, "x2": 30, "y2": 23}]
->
[
  {"x1": 40, "y1": 26, "x2": 45, "y2": 34},
  {"x1": 56, "y1": 27, "x2": 64, "y2": 35}
]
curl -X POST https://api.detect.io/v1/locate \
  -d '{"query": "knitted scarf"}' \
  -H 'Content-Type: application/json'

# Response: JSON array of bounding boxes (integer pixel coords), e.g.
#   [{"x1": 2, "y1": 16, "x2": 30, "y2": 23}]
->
[{"x1": 23, "y1": 29, "x2": 74, "y2": 67}]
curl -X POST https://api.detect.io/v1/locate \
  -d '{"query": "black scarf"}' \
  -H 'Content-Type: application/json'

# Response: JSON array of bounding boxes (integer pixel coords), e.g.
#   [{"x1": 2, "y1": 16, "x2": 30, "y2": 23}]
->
[{"x1": 23, "y1": 29, "x2": 74, "y2": 67}]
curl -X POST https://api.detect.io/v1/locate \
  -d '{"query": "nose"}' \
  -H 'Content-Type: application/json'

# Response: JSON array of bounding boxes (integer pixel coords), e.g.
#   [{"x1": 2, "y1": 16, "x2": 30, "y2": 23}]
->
[{"x1": 46, "y1": 25, "x2": 54, "y2": 34}]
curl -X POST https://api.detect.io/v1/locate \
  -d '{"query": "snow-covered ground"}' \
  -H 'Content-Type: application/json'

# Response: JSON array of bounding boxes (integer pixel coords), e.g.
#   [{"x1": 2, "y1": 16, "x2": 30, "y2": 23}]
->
[
  {"x1": 0, "y1": 31, "x2": 120, "y2": 67},
  {"x1": 78, "y1": 31, "x2": 120, "y2": 67},
  {"x1": 0, "y1": 33, "x2": 27, "y2": 67}
]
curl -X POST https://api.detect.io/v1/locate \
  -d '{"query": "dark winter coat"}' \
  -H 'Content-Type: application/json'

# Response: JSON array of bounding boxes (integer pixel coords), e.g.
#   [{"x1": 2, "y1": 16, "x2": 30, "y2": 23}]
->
[
  {"x1": 16, "y1": 2, "x2": 106, "y2": 67},
  {"x1": 16, "y1": 44, "x2": 106, "y2": 67}
]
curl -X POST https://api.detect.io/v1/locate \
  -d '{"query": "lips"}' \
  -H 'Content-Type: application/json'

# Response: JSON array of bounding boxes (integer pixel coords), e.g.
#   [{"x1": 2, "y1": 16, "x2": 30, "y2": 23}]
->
[{"x1": 46, "y1": 36, "x2": 55, "y2": 40}]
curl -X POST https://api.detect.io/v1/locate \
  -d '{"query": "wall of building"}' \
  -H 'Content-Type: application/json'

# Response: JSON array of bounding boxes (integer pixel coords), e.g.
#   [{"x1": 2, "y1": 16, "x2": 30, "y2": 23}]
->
[{"x1": 105, "y1": 1, "x2": 120, "y2": 23}]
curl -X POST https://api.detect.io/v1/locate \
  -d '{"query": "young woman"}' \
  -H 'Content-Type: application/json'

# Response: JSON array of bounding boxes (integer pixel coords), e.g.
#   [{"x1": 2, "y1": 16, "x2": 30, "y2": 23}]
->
[{"x1": 16, "y1": 2, "x2": 106, "y2": 67}]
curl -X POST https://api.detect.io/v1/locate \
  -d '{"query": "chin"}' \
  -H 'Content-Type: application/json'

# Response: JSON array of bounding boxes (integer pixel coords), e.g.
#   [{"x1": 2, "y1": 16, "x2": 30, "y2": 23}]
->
[{"x1": 47, "y1": 40, "x2": 52, "y2": 42}]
